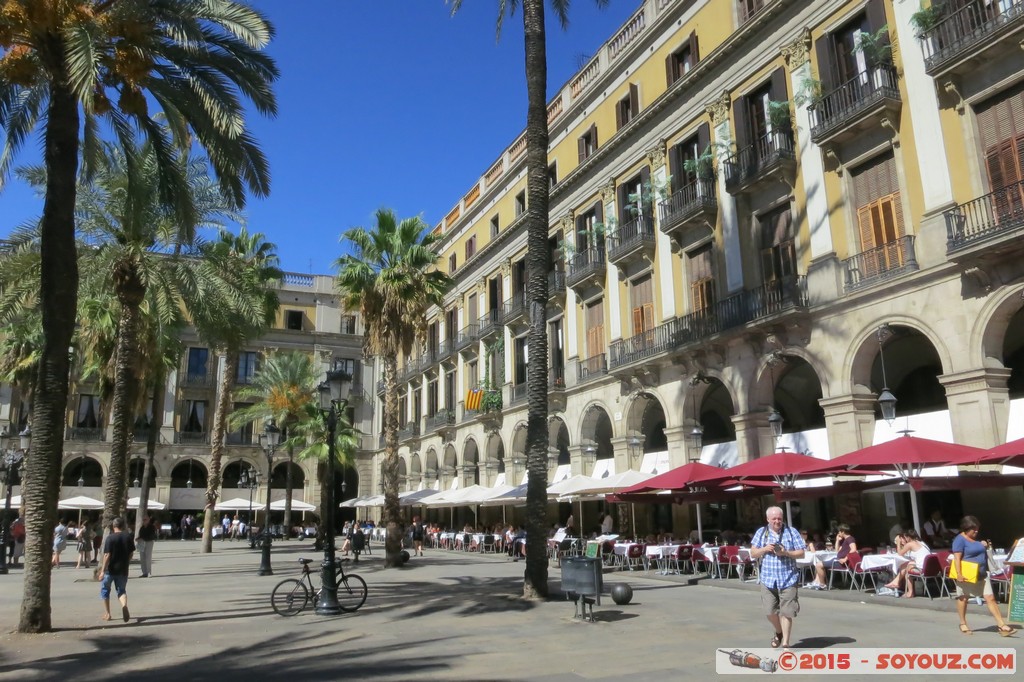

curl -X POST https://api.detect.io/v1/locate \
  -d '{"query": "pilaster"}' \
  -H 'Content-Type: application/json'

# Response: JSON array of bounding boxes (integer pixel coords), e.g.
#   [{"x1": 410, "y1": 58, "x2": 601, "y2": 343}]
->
[
  {"x1": 939, "y1": 368, "x2": 1012, "y2": 448},
  {"x1": 731, "y1": 412, "x2": 768, "y2": 464},
  {"x1": 820, "y1": 394, "x2": 879, "y2": 458}
]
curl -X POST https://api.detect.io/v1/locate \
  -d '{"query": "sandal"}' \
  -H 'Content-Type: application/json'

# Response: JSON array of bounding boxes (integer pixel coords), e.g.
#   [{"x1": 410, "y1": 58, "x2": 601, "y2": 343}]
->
[
  {"x1": 997, "y1": 625, "x2": 1015, "y2": 637},
  {"x1": 959, "y1": 624, "x2": 973, "y2": 635},
  {"x1": 771, "y1": 632, "x2": 783, "y2": 648}
]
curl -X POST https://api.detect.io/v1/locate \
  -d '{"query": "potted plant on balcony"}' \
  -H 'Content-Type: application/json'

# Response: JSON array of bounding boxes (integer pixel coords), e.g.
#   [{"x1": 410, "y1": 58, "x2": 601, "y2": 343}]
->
[
  {"x1": 910, "y1": 2, "x2": 946, "y2": 39},
  {"x1": 682, "y1": 146, "x2": 717, "y2": 182}
]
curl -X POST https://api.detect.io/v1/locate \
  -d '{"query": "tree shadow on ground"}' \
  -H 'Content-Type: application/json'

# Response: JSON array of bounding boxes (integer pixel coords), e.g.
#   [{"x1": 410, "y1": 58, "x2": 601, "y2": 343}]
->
[{"x1": 791, "y1": 636, "x2": 857, "y2": 649}]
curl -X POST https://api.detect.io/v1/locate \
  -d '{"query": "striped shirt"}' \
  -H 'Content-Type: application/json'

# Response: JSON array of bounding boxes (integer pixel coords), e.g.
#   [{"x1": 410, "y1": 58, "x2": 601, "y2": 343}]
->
[{"x1": 752, "y1": 524, "x2": 806, "y2": 590}]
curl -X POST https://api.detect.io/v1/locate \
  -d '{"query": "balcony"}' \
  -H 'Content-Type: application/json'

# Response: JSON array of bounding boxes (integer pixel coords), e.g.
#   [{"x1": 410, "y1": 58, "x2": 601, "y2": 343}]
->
[
  {"x1": 478, "y1": 309, "x2": 504, "y2": 339},
  {"x1": 175, "y1": 431, "x2": 208, "y2": 445},
  {"x1": 745, "y1": 275, "x2": 809, "y2": 322},
  {"x1": 608, "y1": 318, "x2": 681, "y2": 371},
  {"x1": 510, "y1": 382, "x2": 529, "y2": 407},
  {"x1": 226, "y1": 432, "x2": 255, "y2": 446},
  {"x1": 503, "y1": 291, "x2": 528, "y2": 327},
  {"x1": 425, "y1": 409, "x2": 456, "y2": 435},
  {"x1": 566, "y1": 246, "x2": 607, "y2": 290},
  {"x1": 397, "y1": 422, "x2": 420, "y2": 443},
  {"x1": 843, "y1": 236, "x2": 919, "y2": 293},
  {"x1": 454, "y1": 323, "x2": 479, "y2": 353},
  {"x1": 944, "y1": 179, "x2": 1024, "y2": 261},
  {"x1": 738, "y1": 0, "x2": 767, "y2": 26},
  {"x1": 548, "y1": 270, "x2": 566, "y2": 299},
  {"x1": 549, "y1": 365, "x2": 567, "y2": 409},
  {"x1": 181, "y1": 371, "x2": 214, "y2": 388},
  {"x1": 921, "y1": 0, "x2": 1024, "y2": 79},
  {"x1": 809, "y1": 64, "x2": 901, "y2": 147},
  {"x1": 437, "y1": 339, "x2": 456, "y2": 365},
  {"x1": 67, "y1": 427, "x2": 104, "y2": 442},
  {"x1": 658, "y1": 179, "x2": 717, "y2": 250},
  {"x1": 376, "y1": 378, "x2": 385, "y2": 395},
  {"x1": 608, "y1": 215, "x2": 656, "y2": 268},
  {"x1": 576, "y1": 354, "x2": 608, "y2": 384},
  {"x1": 724, "y1": 131, "x2": 796, "y2": 195}
]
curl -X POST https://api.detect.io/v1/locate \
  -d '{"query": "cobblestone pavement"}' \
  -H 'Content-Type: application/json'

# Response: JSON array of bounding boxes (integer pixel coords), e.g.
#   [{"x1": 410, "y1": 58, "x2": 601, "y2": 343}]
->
[{"x1": 0, "y1": 540, "x2": 1021, "y2": 680}]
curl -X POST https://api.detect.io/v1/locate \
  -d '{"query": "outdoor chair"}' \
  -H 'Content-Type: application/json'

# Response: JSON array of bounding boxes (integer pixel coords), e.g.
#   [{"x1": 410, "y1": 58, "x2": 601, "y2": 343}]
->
[
  {"x1": 625, "y1": 543, "x2": 645, "y2": 571},
  {"x1": 828, "y1": 551, "x2": 863, "y2": 590},
  {"x1": 481, "y1": 534, "x2": 496, "y2": 553},
  {"x1": 907, "y1": 553, "x2": 944, "y2": 599},
  {"x1": 991, "y1": 567, "x2": 1011, "y2": 602},
  {"x1": 691, "y1": 546, "x2": 712, "y2": 574}
]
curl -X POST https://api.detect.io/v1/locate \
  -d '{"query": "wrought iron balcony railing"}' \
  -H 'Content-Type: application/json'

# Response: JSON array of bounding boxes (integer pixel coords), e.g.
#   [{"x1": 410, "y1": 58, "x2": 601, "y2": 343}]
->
[
  {"x1": 921, "y1": 0, "x2": 1024, "y2": 75},
  {"x1": 478, "y1": 309, "x2": 504, "y2": 337},
  {"x1": 576, "y1": 353, "x2": 608, "y2": 384},
  {"x1": 455, "y1": 323, "x2": 479, "y2": 352},
  {"x1": 548, "y1": 270, "x2": 566, "y2": 297},
  {"x1": 175, "y1": 431, "x2": 209, "y2": 445},
  {"x1": 566, "y1": 246, "x2": 607, "y2": 289},
  {"x1": 397, "y1": 422, "x2": 420, "y2": 442},
  {"x1": 549, "y1": 365, "x2": 566, "y2": 390},
  {"x1": 510, "y1": 382, "x2": 529, "y2": 406},
  {"x1": 425, "y1": 410, "x2": 456, "y2": 433},
  {"x1": 844, "y1": 236, "x2": 918, "y2": 292},
  {"x1": 68, "y1": 427, "x2": 104, "y2": 442},
  {"x1": 503, "y1": 291, "x2": 527, "y2": 323},
  {"x1": 608, "y1": 215, "x2": 656, "y2": 265},
  {"x1": 658, "y1": 178, "x2": 717, "y2": 238},
  {"x1": 809, "y1": 64, "x2": 900, "y2": 144},
  {"x1": 723, "y1": 131, "x2": 796, "y2": 193},
  {"x1": 945, "y1": 179, "x2": 1024, "y2": 251},
  {"x1": 608, "y1": 318, "x2": 681, "y2": 370}
]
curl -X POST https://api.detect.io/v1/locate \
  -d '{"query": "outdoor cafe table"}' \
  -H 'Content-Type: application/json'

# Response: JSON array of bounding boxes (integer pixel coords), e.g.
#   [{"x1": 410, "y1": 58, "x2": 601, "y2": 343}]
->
[
  {"x1": 645, "y1": 544, "x2": 682, "y2": 574},
  {"x1": 861, "y1": 552, "x2": 911, "y2": 574},
  {"x1": 613, "y1": 542, "x2": 641, "y2": 570},
  {"x1": 702, "y1": 545, "x2": 752, "y2": 579}
]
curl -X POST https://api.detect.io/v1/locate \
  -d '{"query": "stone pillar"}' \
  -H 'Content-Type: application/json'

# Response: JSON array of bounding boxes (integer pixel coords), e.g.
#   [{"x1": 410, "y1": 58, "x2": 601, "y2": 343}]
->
[
  {"x1": 707, "y1": 91, "x2": 743, "y2": 293},
  {"x1": 610, "y1": 436, "x2": 636, "y2": 474},
  {"x1": 820, "y1": 394, "x2": 878, "y2": 457},
  {"x1": 939, "y1": 368, "x2": 1012, "y2": 448},
  {"x1": 731, "y1": 412, "x2": 768, "y2": 464},
  {"x1": 571, "y1": 444, "x2": 597, "y2": 476},
  {"x1": 664, "y1": 426, "x2": 696, "y2": 469},
  {"x1": 602, "y1": 179, "x2": 623, "y2": 341},
  {"x1": 648, "y1": 142, "x2": 677, "y2": 321}
]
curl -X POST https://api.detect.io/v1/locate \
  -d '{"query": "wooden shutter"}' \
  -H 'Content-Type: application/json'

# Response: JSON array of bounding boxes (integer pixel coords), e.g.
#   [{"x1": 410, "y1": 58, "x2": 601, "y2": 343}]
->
[
  {"x1": 615, "y1": 98, "x2": 623, "y2": 130},
  {"x1": 864, "y1": 0, "x2": 890, "y2": 59},
  {"x1": 689, "y1": 30, "x2": 700, "y2": 64},
  {"x1": 617, "y1": 182, "x2": 630, "y2": 223},
  {"x1": 984, "y1": 138, "x2": 1024, "y2": 220},
  {"x1": 733, "y1": 97, "x2": 750, "y2": 152},
  {"x1": 594, "y1": 199, "x2": 604, "y2": 250},
  {"x1": 629, "y1": 83, "x2": 639, "y2": 119},
  {"x1": 578, "y1": 134, "x2": 587, "y2": 163},
  {"x1": 468, "y1": 294, "x2": 477, "y2": 323},
  {"x1": 666, "y1": 52, "x2": 677, "y2": 87},
  {"x1": 640, "y1": 165, "x2": 652, "y2": 221},
  {"x1": 586, "y1": 301, "x2": 605, "y2": 356},
  {"x1": 815, "y1": 34, "x2": 837, "y2": 91},
  {"x1": 697, "y1": 123, "x2": 711, "y2": 159},
  {"x1": 668, "y1": 141, "x2": 681, "y2": 189}
]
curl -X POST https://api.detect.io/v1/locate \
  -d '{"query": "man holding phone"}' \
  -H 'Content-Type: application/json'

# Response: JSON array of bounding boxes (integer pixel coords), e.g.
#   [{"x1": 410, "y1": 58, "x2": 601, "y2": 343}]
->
[{"x1": 751, "y1": 506, "x2": 806, "y2": 649}]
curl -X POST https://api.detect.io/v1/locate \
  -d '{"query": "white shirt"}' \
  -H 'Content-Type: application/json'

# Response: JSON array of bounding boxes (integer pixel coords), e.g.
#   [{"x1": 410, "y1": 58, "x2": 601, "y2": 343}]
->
[{"x1": 601, "y1": 515, "x2": 614, "y2": 534}]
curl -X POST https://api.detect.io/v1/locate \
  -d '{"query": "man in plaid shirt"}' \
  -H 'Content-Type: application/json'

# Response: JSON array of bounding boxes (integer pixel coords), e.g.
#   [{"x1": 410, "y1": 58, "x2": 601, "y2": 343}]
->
[{"x1": 750, "y1": 506, "x2": 806, "y2": 649}]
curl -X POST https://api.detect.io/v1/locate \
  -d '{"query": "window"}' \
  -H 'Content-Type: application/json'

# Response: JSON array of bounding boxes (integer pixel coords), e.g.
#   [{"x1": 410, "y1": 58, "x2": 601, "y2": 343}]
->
[
  {"x1": 340, "y1": 315, "x2": 357, "y2": 334},
  {"x1": 183, "y1": 400, "x2": 207, "y2": 433},
  {"x1": 228, "y1": 402, "x2": 253, "y2": 445},
  {"x1": 617, "y1": 168, "x2": 651, "y2": 225},
  {"x1": 466, "y1": 360, "x2": 479, "y2": 389},
  {"x1": 467, "y1": 293, "x2": 478, "y2": 323},
  {"x1": 237, "y1": 351, "x2": 258, "y2": 384},
  {"x1": 427, "y1": 380, "x2": 439, "y2": 417},
  {"x1": 585, "y1": 299, "x2": 605, "y2": 358},
  {"x1": 186, "y1": 347, "x2": 209, "y2": 380},
  {"x1": 687, "y1": 245, "x2": 716, "y2": 312},
  {"x1": 445, "y1": 308, "x2": 457, "y2": 342},
  {"x1": 336, "y1": 358, "x2": 358, "y2": 382},
  {"x1": 548, "y1": 162, "x2": 558, "y2": 189},
  {"x1": 445, "y1": 370, "x2": 456, "y2": 410},
  {"x1": 759, "y1": 205, "x2": 797, "y2": 283},
  {"x1": 285, "y1": 310, "x2": 303, "y2": 331},
  {"x1": 851, "y1": 151, "x2": 905, "y2": 275},
  {"x1": 630, "y1": 275, "x2": 655, "y2": 337},
  {"x1": 976, "y1": 82, "x2": 1024, "y2": 220},
  {"x1": 449, "y1": 253, "x2": 457, "y2": 272},
  {"x1": 514, "y1": 336, "x2": 528, "y2": 385},
  {"x1": 666, "y1": 32, "x2": 699, "y2": 86},
  {"x1": 465, "y1": 235, "x2": 477, "y2": 260},
  {"x1": 575, "y1": 202, "x2": 604, "y2": 251},
  {"x1": 577, "y1": 124, "x2": 598, "y2": 163},
  {"x1": 490, "y1": 215, "x2": 500, "y2": 238},
  {"x1": 76, "y1": 395, "x2": 100, "y2": 428},
  {"x1": 549, "y1": 320, "x2": 564, "y2": 376},
  {"x1": 738, "y1": 0, "x2": 766, "y2": 24},
  {"x1": 616, "y1": 84, "x2": 639, "y2": 130},
  {"x1": 668, "y1": 125, "x2": 712, "y2": 188},
  {"x1": 733, "y1": 69, "x2": 789, "y2": 157},
  {"x1": 427, "y1": 321, "x2": 440, "y2": 358},
  {"x1": 815, "y1": 1, "x2": 889, "y2": 92},
  {"x1": 515, "y1": 190, "x2": 526, "y2": 217}
]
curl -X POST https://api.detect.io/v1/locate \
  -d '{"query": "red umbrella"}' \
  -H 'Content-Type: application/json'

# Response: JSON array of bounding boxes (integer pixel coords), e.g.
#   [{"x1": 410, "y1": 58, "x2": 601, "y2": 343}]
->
[
  {"x1": 619, "y1": 461, "x2": 727, "y2": 494},
  {"x1": 708, "y1": 451, "x2": 844, "y2": 486},
  {"x1": 943, "y1": 436, "x2": 1024, "y2": 468}
]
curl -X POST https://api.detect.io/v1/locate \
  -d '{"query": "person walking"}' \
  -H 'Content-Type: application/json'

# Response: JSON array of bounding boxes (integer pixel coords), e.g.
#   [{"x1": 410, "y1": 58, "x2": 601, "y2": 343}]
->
[
  {"x1": 76, "y1": 522, "x2": 94, "y2": 569},
  {"x1": 951, "y1": 515, "x2": 1015, "y2": 637},
  {"x1": 99, "y1": 516, "x2": 136, "y2": 623},
  {"x1": 750, "y1": 506, "x2": 806, "y2": 650},
  {"x1": 10, "y1": 515, "x2": 25, "y2": 567},
  {"x1": 411, "y1": 515, "x2": 425, "y2": 557},
  {"x1": 136, "y1": 515, "x2": 157, "y2": 577},
  {"x1": 52, "y1": 517, "x2": 69, "y2": 568}
]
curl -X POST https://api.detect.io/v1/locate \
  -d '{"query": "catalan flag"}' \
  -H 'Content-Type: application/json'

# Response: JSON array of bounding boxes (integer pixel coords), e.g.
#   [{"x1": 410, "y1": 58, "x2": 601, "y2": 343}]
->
[{"x1": 466, "y1": 388, "x2": 484, "y2": 411}]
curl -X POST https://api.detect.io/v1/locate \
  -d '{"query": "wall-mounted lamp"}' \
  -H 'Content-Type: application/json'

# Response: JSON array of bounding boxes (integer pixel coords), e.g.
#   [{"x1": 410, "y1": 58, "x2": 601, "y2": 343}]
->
[{"x1": 876, "y1": 324, "x2": 897, "y2": 424}]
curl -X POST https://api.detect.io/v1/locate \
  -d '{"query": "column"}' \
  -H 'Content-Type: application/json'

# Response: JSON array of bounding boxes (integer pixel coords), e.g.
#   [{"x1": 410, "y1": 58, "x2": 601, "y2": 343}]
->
[
  {"x1": 663, "y1": 426, "x2": 695, "y2": 469},
  {"x1": 610, "y1": 436, "x2": 632, "y2": 474},
  {"x1": 648, "y1": 142, "x2": 677, "y2": 321},
  {"x1": 707, "y1": 93, "x2": 743, "y2": 293},
  {"x1": 820, "y1": 394, "x2": 879, "y2": 457},
  {"x1": 939, "y1": 368, "x2": 1012, "y2": 448},
  {"x1": 162, "y1": 368, "x2": 178, "y2": 443},
  {"x1": 784, "y1": 32, "x2": 841, "y2": 304},
  {"x1": 731, "y1": 412, "x2": 767, "y2": 464},
  {"x1": 603, "y1": 179, "x2": 623, "y2": 340}
]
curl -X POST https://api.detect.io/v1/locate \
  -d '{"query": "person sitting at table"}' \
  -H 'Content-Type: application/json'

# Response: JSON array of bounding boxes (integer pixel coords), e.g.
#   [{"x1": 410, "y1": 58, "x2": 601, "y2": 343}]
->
[
  {"x1": 923, "y1": 510, "x2": 955, "y2": 548},
  {"x1": 805, "y1": 523, "x2": 857, "y2": 590},
  {"x1": 880, "y1": 529, "x2": 931, "y2": 598},
  {"x1": 889, "y1": 519, "x2": 908, "y2": 545},
  {"x1": 512, "y1": 526, "x2": 526, "y2": 561}
]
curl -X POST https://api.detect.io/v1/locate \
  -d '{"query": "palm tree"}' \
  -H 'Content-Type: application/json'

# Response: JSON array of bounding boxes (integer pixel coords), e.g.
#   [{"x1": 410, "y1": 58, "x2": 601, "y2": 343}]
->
[
  {"x1": 449, "y1": 0, "x2": 607, "y2": 598},
  {"x1": 335, "y1": 209, "x2": 450, "y2": 567},
  {"x1": 0, "y1": 0, "x2": 277, "y2": 633},
  {"x1": 230, "y1": 351, "x2": 320, "y2": 536},
  {"x1": 195, "y1": 228, "x2": 281, "y2": 553}
]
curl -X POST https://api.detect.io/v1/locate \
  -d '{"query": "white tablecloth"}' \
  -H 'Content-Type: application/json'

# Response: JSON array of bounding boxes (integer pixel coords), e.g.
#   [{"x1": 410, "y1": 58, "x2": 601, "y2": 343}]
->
[
  {"x1": 613, "y1": 543, "x2": 639, "y2": 557},
  {"x1": 797, "y1": 550, "x2": 837, "y2": 567},
  {"x1": 991, "y1": 553, "x2": 1009, "y2": 574},
  {"x1": 861, "y1": 553, "x2": 910, "y2": 573}
]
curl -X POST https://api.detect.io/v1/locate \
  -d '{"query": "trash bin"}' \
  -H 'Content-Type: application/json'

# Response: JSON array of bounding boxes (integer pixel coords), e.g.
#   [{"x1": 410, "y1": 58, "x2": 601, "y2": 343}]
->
[{"x1": 562, "y1": 557, "x2": 602, "y2": 620}]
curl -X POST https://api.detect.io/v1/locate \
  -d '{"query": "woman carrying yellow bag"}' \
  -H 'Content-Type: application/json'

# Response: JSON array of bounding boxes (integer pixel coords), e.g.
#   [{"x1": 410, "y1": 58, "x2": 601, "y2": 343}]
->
[{"x1": 951, "y1": 515, "x2": 1015, "y2": 637}]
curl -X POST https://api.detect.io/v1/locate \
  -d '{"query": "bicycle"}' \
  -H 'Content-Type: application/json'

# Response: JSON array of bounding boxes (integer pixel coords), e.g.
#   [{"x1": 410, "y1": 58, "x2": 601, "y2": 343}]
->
[{"x1": 270, "y1": 557, "x2": 368, "y2": 616}]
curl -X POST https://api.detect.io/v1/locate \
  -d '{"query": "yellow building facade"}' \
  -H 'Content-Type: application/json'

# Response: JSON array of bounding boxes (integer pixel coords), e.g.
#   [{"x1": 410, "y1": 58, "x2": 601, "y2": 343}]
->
[{"x1": 373, "y1": 0, "x2": 1024, "y2": 542}]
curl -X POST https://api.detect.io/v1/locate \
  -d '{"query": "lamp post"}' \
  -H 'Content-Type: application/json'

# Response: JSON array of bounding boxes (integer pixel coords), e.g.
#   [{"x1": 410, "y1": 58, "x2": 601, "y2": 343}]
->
[
  {"x1": 876, "y1": 324, "x2": 898, "y2": 424},
  {"x1": 316, "y1": 365, "x2": 352, "y2": 616},
  {"x1": 688, "y1": 373, "x2": 712, "y2": 459},
  {"x1": 240, "y1": 466, "x2": 259, "y2": 538},
  {"x1": 627, "y1": 432, "x2": 643, "y2": 471},
  {"x1": 0, "y1": 426, "x2": 30, "y2": 575},
  {"x1": 767, "y1": 354, "x2": 785, "y2": 442},
  {"x1": 257, "y1": 419, "x2": 280, "y2": 576},
  {"x1": 77, "y1": 452, "x2": 85, "y2": 488}
]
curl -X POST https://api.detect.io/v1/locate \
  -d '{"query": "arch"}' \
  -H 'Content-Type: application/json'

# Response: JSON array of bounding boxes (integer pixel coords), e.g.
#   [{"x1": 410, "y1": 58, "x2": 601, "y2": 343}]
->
[
  {"x1": 397, "y1": 458, "x2": 408, "y2": 489},
  {"x1": 623, "y1": 391, "x2": 668, "y2": 451},
  {"x1": 424, "y1": 447, "x2": 438, "y2": 478},
  {"x1": 976, "y1": 285, "x2": 1024, "y2": 363},
  {"x1": 580, "y1": 403, "x2": 614, "y2": 460},
  {"x1": 848, "y1": 323, "x2": 948, "y2": 418},
  {"x1": 751, "y1": 354, "x2": 827, "y2": 433},
  {"x1": 126, "y1": 457, "x2": 157, "y2": 489},
  {"x1": 442, "y1": 443, "x2": 458, "y2": 473},
  {"x1": 462, "y1": 438, "x2": 479, "y2": 465},
  {"x1": 219, "y1": 459, "x2": 251, "y2": 491},
  {"x1": 61, "y1": 455, "x2": 103, "y2": 487},
  {"x1": 486, "y1": 431, "x2": 505, "y2": 473},
  {"x1": 511, "y1": 421, "x2": 528, "y2": 457},
  {"x1": 693, "y1": 377, "x2": 737, "y2": 446},
  {"x1": 270, "y1": 461, "x2": 305, "y2": 489},
  {"x1": 846, "y1": 317, "x2": 953, "y2": 395},
  {"x1": 548, "y1": 416, "x2": 571, "y2": 466},
  {"x1": 410, "y1": 452, "x2": 423, "y2": 475},
  {"x1": 169, "y1": 458, "x2": 209, "y2": 489}
]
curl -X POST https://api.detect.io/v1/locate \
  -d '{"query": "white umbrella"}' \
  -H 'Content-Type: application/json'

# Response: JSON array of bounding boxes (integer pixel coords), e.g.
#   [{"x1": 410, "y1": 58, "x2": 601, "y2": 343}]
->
[
  {"x1": 214, "y1": 497, "x2": 254, "y2": 511},
  {"x1": 8, "y1": 495, "x2": 20, "y2": 507},
  {"x1": 58, "y1": 495, "x2": 104, "y2": 510},
  {"x1": 127, "y1": 497, "x2": 165, "y2": 510},
  {"x1": 339, "y1": 496, "x2": 365, "y2": 508},
  {"x1": 355, "y1": 494, "x2": 384, "y2": 508},
  {"x1": 271, "y1": 498, "x2": 316, "y2": 511},
  {"x1": 478, "y1": 483, "x2": 528, "y2": 507}
]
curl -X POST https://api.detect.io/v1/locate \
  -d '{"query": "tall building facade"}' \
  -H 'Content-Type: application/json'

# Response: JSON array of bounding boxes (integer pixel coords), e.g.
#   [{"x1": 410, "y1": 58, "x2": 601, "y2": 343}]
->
[
  {"x1": 372, "y1": 0, "x2": 1024, "y2": 541},
  {"x1": 1, "y1": 272, "x2": 376, "y2": 519}
]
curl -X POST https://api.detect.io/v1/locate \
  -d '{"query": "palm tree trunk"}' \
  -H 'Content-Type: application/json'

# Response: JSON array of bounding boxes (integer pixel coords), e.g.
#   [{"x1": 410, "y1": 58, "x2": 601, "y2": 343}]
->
[
  {"x1": 382, "y1": 355, "x2": 403, "y2": 567},
  {"x1": 136, "y1": 365, "x2": 167, "y2": 536},
  {"x1": 202, "y1": 350, "x2": 238, "y2": 553},
  {"x1": 284, "y1": 444, "x2": 293, "y2": 536},
  {"x1": 522, "y1": 0, "x2": 551, "y2": 600},
  {"x1": 104, "y1": 281, "x2": 144, "y2": 535},
  {"x1": 19, "y1": 80, "x2": 80, "y2": 633}
]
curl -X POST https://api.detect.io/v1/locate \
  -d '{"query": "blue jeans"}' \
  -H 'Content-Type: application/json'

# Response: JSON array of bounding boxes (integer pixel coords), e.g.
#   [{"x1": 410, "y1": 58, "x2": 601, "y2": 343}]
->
[{"x1": 100, "y1": 573, "x2": 128, "y2": 600}]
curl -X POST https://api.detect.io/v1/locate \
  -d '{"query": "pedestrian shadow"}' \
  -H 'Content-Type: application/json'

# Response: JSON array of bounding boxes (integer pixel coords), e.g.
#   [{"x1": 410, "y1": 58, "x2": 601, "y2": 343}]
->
[
  {"x1": 591, "y1": 610, "x2": 640, "y2": 623},
  {"x1": 790, "y1": 636, "x2": 857, "y2": 649}
]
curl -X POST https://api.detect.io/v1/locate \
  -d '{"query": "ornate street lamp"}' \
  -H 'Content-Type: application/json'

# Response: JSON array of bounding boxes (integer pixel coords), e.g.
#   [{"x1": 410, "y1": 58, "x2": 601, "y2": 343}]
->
[
  {"x1": 77, "y1": 452, "x2": 85, "y2": 488},
  {"x1": 688, "y1": 373, "x2": 712, "y2": 457},
  {"x1": 767, "y1": 354, "x2": 785, "y2": 441},
  {"x1": 316, "y1": 365, "x2": 352, "y2": 616},
  {"x1": 627, "y1": 432, "x2": 643, "y2": 471},
  {"x1": 876, "y1": 324, "x2": 898, "y2": 424},
  {"x1": 0, "y1": 426, "x2": 30, "y2": 574},
  {"x1": 257, "y1": 420, "x2": 281, "y2": 576}
]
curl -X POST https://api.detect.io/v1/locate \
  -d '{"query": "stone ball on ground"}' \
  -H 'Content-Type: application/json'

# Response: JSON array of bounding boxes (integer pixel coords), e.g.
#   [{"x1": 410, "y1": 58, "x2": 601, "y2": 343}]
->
[
  {"x1": 610, "y1": 583, "x2": 633, "y2": 605},
  {"x1": 400, "y1": 550, "x2": 410, "y2": 564}
]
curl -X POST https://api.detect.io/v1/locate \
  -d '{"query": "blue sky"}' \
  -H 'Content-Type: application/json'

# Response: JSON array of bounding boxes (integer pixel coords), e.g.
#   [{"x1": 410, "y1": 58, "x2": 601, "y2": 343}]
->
[{"x1": 0, "y1": 1, "x2": 641, "y2": 275}]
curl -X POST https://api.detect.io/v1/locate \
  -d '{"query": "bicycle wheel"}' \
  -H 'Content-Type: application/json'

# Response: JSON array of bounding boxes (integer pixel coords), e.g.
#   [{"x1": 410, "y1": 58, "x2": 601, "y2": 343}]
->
[
  {"x1": 336, "y1": 573, "x2": 367, "y2": 612},
  {"x1": 271, "y1": 578, "x2": 309, "y2": 616}
]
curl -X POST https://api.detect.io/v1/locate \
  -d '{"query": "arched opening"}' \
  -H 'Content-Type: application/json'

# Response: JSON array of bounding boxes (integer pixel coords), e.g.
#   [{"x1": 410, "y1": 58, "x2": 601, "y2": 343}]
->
[
  {"x1": 410, "y1": 452, "x2": 423, "y2": 485},
  {"x1": 771, "y1": 356, "x2": 826, "y2": 433},
  {"x1": 548, "y1": 417, "x2": 571, "y2": 466},
  {"x1": 486, "y1": 432, "x2": 505, "y2": 475},
  {"x1": 62, "y1": 455, "x2": 102, "y2": 487},
  {"x1": 219, "y1": 460, "x2": 248, "y2": 491},
  {"x1": 127, "y1": 457, "x2": 157, "y2": 490},
  {"x1": 581, "y1": 404, "x2": 614, "y2": 460},
  {"x1": 698, "y1": 379, "x2": 737, "y2": 445},
  {"x1": 425, "y1": 448, "x2": 439, "y2": 485},
  {"x1": 463, "y1": 438, "x2": 480, "y2": 485},
  {"x1": 1003, "y1": 305, "x2": 1024, "y2": 398},
  {"x1": 871, "y1": 326, "x2": 945, "y2": 417},
  {"x1": 397, "y1": 458, "x2": 408, "y2": 490},
  {"x1": 625, "y1": 392, "x2": 667, "y2": 452},
  {"x1": 442, "y1": 444, "x2": 458, "y2": 487},
  {"x1": 270, "y1": 461, "x2": 305, "y2": 489}
]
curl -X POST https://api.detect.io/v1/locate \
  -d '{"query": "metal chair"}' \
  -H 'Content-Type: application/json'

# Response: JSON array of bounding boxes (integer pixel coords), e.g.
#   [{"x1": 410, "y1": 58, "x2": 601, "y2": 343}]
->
[{"x1": 907, "y1": 553, "x2": 944, "y2": 598}]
